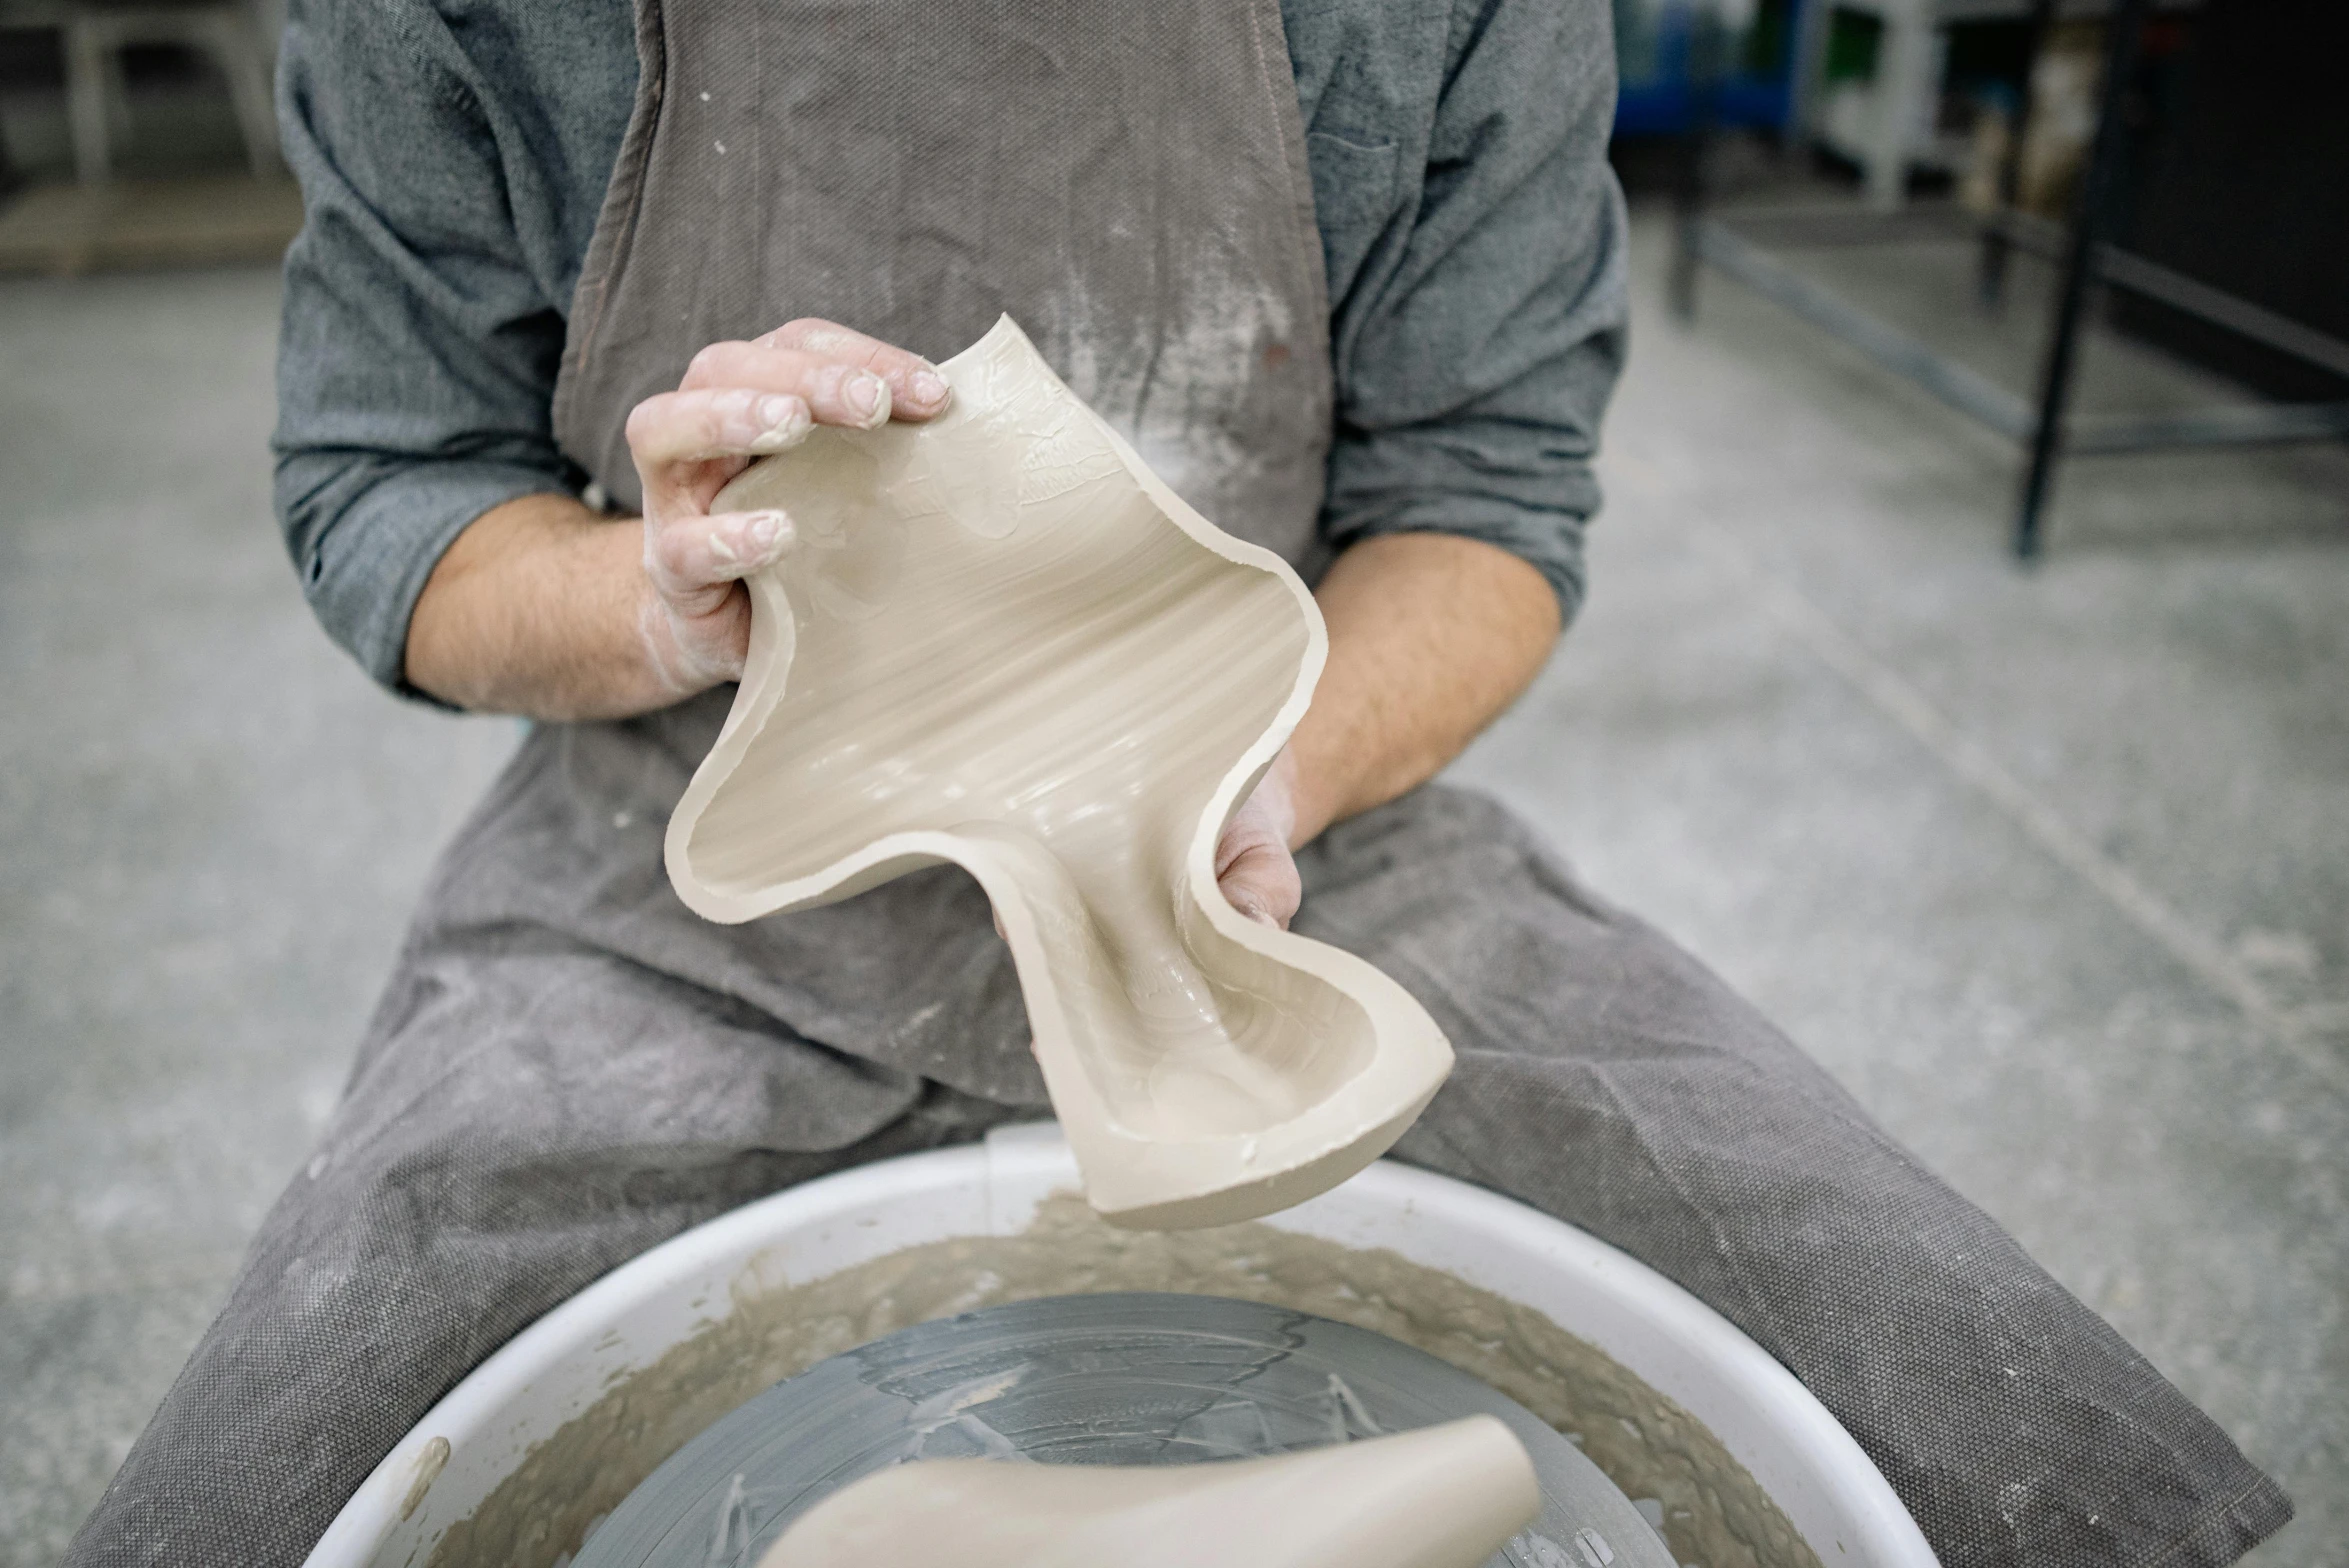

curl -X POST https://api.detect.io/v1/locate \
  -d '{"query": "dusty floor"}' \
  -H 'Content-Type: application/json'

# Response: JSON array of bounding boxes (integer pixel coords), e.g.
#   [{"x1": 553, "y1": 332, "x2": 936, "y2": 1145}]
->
[{"x1": 1, "y1": 209, "x2": 2342, "y2": 1565}]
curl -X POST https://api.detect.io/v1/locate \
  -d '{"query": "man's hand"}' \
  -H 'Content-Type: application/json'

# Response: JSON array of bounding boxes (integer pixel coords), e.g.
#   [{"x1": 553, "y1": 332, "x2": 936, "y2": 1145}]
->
[
  {"x1": 1216, "y1": 749, "x2": 1304, "y2": 928},
  {"x1": 625, "y1": 319, "x2": 954, "y2": 694},
  {"x1": 409, "y1": 327, "x2": 1559, "y2": 926},
  {"x1": 1214, "y1": 533, "x2": 1562, "y2": 929},
  {"x1": 405, "y1": 319, "x2": 950, "y2": 717}
]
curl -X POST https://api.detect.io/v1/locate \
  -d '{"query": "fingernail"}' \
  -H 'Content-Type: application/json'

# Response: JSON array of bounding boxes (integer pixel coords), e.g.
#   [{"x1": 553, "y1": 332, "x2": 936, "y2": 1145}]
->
[
  {"x1": 747, "y1": 511, "x2": 785, "y2": 553},
  {"x1": 748, "y1": 395, "x2": 807, "y2": 452},
  {"x1": 845, "y1": 371, "x2": 889, "y2": 424},
  {"x1": 908, "y1": 369, "x2": 951, "y2": 410}
]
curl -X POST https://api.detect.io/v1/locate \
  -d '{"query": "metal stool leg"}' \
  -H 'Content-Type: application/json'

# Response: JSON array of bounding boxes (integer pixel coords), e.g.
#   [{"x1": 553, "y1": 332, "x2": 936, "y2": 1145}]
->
[
  {"x1": 1671, "y1": 128, "x2": 1706, "y2": 321},
  {"x1": 64, "y1": 17, "x2": 115, "y2": 186},
  {"x1": 1670, "y1": 1, "x2": 1727, "y2": 323},
  {"x1": 1978, "y1": 0, "x2": 2058, "y2": 308},
  {"x1": 203, "y1": 8, "x2": 282, "y2": 178},
  {"x1": 2014, "y1": 0, "x2": 2149, "y2": 560}
]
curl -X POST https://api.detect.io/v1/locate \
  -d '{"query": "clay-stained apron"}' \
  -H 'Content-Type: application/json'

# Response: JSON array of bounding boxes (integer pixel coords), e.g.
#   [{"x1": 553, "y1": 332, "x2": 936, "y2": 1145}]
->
[{"x1": 503, "y1": 0, "x2": 1343, "y2": 1118}]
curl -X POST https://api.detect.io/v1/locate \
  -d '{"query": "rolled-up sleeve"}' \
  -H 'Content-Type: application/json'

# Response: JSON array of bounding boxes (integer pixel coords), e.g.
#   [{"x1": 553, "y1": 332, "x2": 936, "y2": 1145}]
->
[
  {"x1": 1318, "y1": 0, "x2": 1628, "y2": 625},
  {"x1": 271, "y1": 0, "x2": 579, "y2": 694}
]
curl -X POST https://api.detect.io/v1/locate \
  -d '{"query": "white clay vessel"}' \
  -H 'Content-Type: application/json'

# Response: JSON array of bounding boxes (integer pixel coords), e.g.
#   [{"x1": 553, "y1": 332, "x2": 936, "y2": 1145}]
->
[
  {"x1": 759, "y1": 1416, "x2": 1541, "y2": 1568},
  {"x1": 665, "y1": 317, "x2": 1453, "y2": 1227}
]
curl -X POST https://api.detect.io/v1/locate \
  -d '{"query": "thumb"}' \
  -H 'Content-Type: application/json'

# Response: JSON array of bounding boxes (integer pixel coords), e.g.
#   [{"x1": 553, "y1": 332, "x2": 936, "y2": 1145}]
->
[{"x1": 1218, "y1": 838, "x2": 1302, "y2": 930}]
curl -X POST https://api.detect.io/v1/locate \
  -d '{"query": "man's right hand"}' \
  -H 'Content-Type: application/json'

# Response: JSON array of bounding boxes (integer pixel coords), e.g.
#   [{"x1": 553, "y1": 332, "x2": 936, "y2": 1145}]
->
[
  {"x1": 625, "y1": 319, "x2": 954, "y2": 695},
  {"x1": 405, "y1": 319, "x2": 950, "y2": 719}
]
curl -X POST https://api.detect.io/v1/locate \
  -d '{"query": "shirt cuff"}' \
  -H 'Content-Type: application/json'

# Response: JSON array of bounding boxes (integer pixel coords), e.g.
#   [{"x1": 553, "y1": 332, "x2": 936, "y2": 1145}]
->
[
  {"x1": 278, "y1": 453, "x2": 573, "y2": 700},
  {"x1": 1321, "y1": 429, "x2": 1599, "y2": 626}
]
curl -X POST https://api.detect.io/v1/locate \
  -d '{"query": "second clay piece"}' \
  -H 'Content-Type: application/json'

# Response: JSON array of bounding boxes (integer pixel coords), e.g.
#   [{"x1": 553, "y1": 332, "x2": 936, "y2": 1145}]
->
[
  {"x1": 758, "y1": 1415, "x2": 1542, "y2": 1568},
  {"x1": 664, "y1": 317, "x2": 1452, "y2": 1227}
]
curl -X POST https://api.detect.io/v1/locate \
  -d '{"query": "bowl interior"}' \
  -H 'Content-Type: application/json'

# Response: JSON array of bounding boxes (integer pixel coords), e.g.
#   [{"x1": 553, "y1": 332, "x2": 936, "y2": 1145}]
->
[{"x1": 306, "y1": 1124, "x2": 1935, "y2": 1568}]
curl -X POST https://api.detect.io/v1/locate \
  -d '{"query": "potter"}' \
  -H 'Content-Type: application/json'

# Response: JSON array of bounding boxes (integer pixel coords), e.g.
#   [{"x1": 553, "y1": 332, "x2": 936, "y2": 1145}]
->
[{"x1": 63, "y1": 0, "x2": 2290, "y2": 1562}]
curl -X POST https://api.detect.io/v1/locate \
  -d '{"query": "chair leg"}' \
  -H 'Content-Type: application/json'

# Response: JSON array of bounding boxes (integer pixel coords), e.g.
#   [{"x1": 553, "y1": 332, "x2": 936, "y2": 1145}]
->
[
  {"x1": 64, "y1": 20, "x2": 114, "y2": 186},
  {"x1": 103, "y1": 42, "x2": 136, "y2": 146},
  {"x1": 205, "y1": 10, "x2": 282, "y2": 178}
]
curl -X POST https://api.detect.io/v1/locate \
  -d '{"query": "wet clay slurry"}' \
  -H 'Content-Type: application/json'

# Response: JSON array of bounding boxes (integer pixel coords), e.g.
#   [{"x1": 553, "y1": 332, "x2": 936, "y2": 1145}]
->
[
  {"x1": 422, "y1": 1195, "x2": 1815, "y2": 1568},
  {"x1": 665, "y1": 318, "x2": 1453, "y2": 1227}
]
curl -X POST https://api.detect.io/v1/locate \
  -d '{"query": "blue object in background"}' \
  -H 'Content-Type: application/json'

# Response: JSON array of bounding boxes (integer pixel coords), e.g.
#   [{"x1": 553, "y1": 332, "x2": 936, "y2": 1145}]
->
[{"x1": 1614, "y1": 0, "x2": 1805, "y2": 137}]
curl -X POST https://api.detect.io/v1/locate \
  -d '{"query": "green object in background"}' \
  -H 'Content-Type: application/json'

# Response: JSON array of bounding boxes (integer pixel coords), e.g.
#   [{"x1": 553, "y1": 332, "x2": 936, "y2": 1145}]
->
[
  {"x1": 1823, "y1": 5, "x2": 1882, "y2": 81},
  {"x1": 1741, "y1": 0, "x2": 1794, "y2": 77}
]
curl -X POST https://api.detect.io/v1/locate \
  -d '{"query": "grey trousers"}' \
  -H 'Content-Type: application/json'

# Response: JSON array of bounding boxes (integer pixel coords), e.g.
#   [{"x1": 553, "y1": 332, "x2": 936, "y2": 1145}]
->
[{"x1": 63, "y1": 779, "x2": 2289, "y2": 1568}]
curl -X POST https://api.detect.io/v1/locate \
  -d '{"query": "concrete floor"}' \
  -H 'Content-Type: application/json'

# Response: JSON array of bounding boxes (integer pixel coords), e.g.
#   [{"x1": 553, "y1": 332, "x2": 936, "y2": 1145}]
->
[{"x1": 2, "y1": 212, "x2": 2343, "y2": 1565}]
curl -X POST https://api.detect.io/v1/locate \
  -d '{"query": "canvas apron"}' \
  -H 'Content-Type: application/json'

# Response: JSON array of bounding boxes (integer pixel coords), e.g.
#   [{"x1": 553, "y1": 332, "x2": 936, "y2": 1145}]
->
[
  {"x1": 511, "y1": 0, "x2": 1342, "y2": 1117},
  {"x1": 61, "y1": 0, "x2": 2290, "y2": 1562}
]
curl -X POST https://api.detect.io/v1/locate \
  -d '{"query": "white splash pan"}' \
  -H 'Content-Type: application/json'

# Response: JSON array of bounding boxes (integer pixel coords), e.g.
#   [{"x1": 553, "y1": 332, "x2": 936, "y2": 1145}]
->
[{"x1": 308, "y1": 1124, "x2": 1937, "y2": 1568}]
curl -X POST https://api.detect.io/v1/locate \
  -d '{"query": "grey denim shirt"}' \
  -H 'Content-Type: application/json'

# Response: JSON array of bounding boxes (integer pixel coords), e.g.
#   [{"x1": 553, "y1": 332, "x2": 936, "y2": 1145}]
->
[{"x1": 270, "y1": 0, "x2": 1629, "y2": 694}]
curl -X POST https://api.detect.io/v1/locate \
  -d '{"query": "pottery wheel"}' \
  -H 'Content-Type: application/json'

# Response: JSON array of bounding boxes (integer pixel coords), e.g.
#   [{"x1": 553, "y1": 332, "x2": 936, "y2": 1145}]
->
[{"x1": 572, "y1": 1292, "x2": 1676, "y2": 1568}]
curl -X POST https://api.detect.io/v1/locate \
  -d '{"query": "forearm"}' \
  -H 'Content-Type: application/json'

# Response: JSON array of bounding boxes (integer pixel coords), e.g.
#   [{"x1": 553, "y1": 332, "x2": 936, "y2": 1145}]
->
[
  {"x1": 1284, "y1": 533, "x2": 1560, "y2": 847},
  {"x1": 405, "y1": 493, "x2": 674, "y2": 720},
  {"x1": 404, "y1": 321, "x2": 951, "y2": 720}
]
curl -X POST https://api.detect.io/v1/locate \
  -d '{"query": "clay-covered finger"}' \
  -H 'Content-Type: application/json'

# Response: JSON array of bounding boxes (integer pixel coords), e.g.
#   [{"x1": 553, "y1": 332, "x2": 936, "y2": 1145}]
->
[
  {"x1": 679, "y1": 342, "x2": 899, "y2": 430},
  {"x1": 644, "y1": 507, "x2": 795, "y2": 605},
  {"x1": 1216, "y1": 839, "x2": 1301, "y2": 929},
  {"x1": 626, "y1": 387, "x2": 813, "y2": 470},
  {"x1": 753, "y1": 318, "x2": 954, "y2": 420}
]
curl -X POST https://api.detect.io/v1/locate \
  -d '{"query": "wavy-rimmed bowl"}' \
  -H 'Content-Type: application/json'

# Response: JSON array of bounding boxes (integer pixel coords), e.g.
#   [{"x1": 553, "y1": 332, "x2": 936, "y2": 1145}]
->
[{"x1": 664, "y1": 316, "x2": 1451, "y2": 1228}]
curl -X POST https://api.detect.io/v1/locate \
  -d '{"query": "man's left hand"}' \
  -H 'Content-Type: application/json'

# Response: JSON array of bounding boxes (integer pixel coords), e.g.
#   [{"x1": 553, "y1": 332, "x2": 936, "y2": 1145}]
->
[{"x1": 1215, "y1": 749, "x2": 1303, "y2": 929}]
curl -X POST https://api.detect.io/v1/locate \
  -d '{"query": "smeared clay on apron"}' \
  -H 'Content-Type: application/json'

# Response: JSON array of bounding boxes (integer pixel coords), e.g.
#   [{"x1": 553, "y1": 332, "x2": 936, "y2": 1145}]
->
[
  {"x1": 523, "y1": 0, "x2": 1341, "y2": 1127},
  {"x1": 553, "y1": 0, "x2": 1333, "y2": 561},
  {"x1": 665, "y1": 319, "x2": 1452, "y2": 1227},
  {"x1": 423, "y1": 1196, "x2": 1817, "y2": 1568}
]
